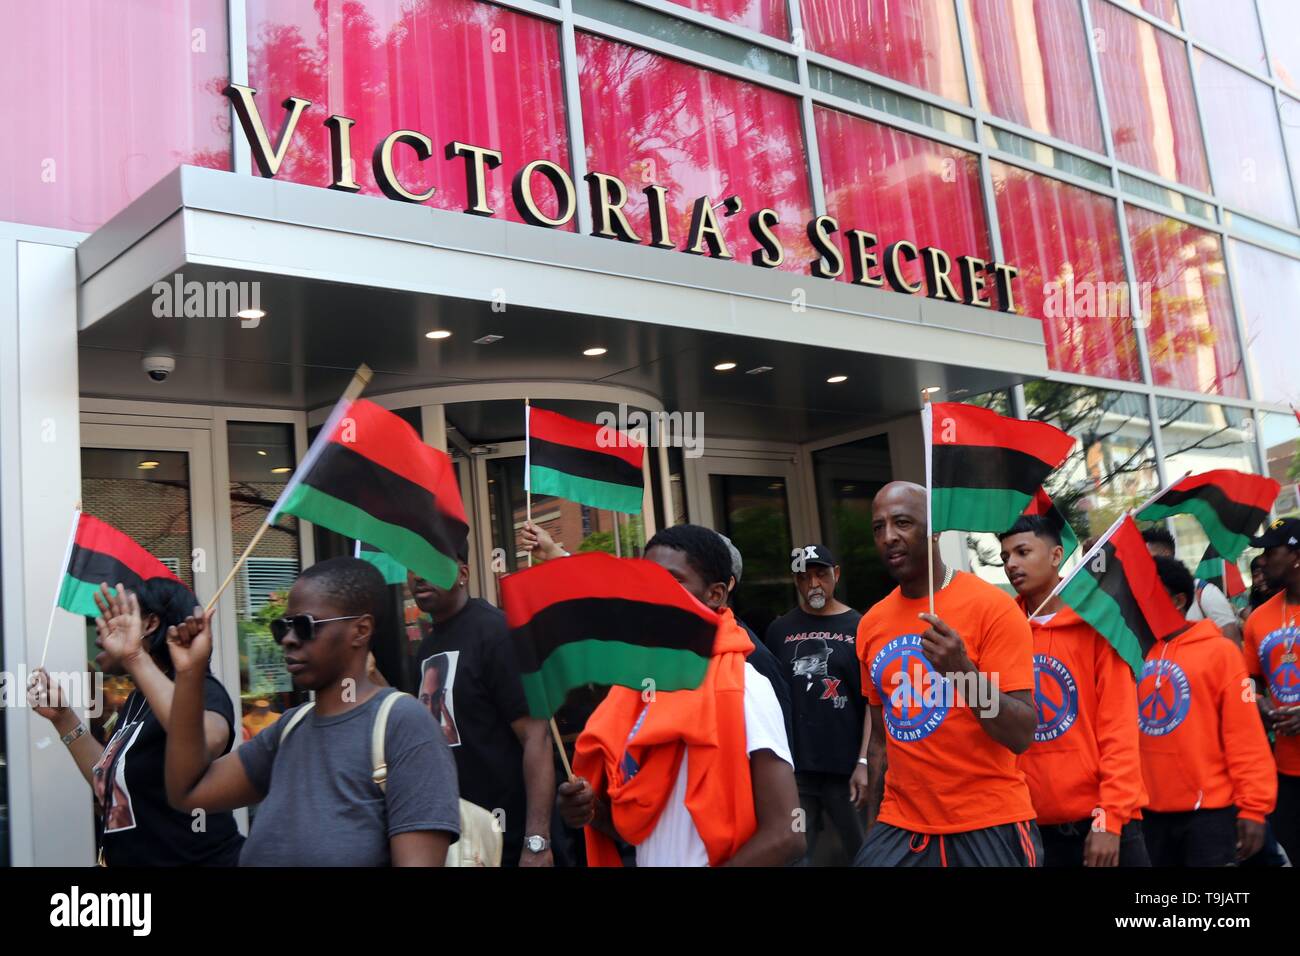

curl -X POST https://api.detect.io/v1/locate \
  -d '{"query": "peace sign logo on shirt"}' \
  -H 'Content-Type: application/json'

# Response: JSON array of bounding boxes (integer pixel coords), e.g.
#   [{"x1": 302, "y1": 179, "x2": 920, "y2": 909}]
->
[
  {"x1": 1032, "y1": 654, "x2": 1079, "y2": 742},
  {"x1": 1259, "y1": 627, "x2": 1300, "y2": 706},
  {"x1": 1137, "y1": 660, "x2": 1191, "y2": 737},
  {"x1": 870, "y1": 634, "x2": 949, "y2": 742}
]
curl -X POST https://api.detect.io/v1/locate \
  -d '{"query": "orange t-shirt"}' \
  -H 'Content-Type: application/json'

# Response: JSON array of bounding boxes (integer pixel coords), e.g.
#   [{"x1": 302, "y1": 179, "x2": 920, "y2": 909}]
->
[
  {"x1": 858, "y1": 571, "x2": 1036, "y2": 834},
  {"x1": 1243, "y1": 592, "x2": 1300, "y2": 777}
]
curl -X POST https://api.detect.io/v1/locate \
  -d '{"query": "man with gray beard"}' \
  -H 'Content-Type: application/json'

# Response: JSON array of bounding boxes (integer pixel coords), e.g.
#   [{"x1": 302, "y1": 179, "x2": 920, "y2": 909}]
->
[{"x1": 764, "y1": 544, "x2": 867, "y2": 864}]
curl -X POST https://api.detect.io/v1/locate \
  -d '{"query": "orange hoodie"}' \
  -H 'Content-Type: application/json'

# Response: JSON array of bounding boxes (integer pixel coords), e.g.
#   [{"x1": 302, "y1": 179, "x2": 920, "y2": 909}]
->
[
  {"x1": 1015, "y1": 601, "x2": 1146, "y2": 833},
  {"x1": 573, "y1": 608, "x2": 755, "y2": 866},
  {"x1": 1138, "y1": 619, "x2": 1277, "y2": 822}
]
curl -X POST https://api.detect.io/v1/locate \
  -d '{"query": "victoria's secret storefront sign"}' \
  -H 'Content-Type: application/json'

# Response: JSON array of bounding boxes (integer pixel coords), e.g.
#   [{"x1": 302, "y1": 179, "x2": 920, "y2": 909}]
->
[{"x1": 226, "y1": 85, "x2": 1020, "y2": 311}]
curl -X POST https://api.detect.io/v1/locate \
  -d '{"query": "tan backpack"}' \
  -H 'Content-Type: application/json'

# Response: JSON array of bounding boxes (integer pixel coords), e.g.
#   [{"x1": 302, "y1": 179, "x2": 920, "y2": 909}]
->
[{"x1": 278, "y1": 690, "x2": 501, "y2": 867}]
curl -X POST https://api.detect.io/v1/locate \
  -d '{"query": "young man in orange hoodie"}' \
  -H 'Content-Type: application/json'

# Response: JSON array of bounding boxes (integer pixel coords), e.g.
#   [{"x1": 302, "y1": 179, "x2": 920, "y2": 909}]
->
[
  {"x1": 1243, "y1": 516, "x2": 1300, "y2": 862},
  {"x1": 999, "y1": 515, "x2": 1149, "y2": 866},
  {"x1": 1140, "y1": 555, "x2": 1276, "y2": 866},
  {"x1": 556, "y1": 524, "x2": 804, "y2": 866}
]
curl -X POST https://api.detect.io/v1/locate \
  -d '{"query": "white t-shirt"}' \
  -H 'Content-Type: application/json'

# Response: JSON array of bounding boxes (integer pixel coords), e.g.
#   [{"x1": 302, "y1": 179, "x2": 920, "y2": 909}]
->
[
  {"x1": 1188, "y1": 580, "x2": 1237, "y2": 630},
  {"x1": 635, "y1": 663, "x2": 792, "y2": 867}
]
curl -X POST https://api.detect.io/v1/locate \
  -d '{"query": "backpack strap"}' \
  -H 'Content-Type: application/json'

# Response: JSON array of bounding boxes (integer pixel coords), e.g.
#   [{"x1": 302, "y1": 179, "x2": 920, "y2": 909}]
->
[
  {"x1": 371, "y1": 691, "x2": 406, "y2": 794},
  {"x1": 277, "y1": 701, "x2": 316, "y2": 745}
]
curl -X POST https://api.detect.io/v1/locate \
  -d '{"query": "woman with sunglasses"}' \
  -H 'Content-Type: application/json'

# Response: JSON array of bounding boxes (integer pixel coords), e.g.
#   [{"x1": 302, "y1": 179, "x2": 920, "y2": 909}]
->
[
  {"x1": 163, "y1": 556, "x2": 461, "y2": 866},
  {"x1": 27, "y1": 578, "x2": 244, "y2": 866}
]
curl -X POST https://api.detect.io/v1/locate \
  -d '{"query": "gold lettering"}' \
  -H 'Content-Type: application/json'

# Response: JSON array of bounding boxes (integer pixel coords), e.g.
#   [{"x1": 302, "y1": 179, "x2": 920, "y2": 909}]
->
[
  {"x1": 585, "y1": 171, "x2": 640, "y2": 242},
  {"x1": 323, "y1": 115, "x2": 360, "y2": 192},
  {"x1": 921, "y1": 246, "x2": 961, "y2": 302},
  {"x1": 445, "y1": 141, "x2": 502, "y2": 216},
  {"x1": 372, "y1": 130, "x2": 435, "y2": 203},
  {"x1": 224, "y1": 84, "x2": 311, "y2": 178},
  {"x1": 511, "y1": 160, "x2": 576, "y2": 228},
  {"x1": 847, "y1": 230, "x2": 883, "y2": 287},
  {"x1": 808, "y1": 216, "x2": 843, "y2": 279}
]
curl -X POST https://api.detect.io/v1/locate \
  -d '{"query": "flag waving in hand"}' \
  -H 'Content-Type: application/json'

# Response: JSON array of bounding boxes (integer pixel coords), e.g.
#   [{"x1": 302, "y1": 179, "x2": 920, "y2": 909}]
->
[
  {"x1": 526, "y1": 406, "x2": 645, "y2": 514},
  {"x1": 1022, "y1": 487, "x2": 1080, "y2": 561},
  {"x1": 1136, "y1": 469, "x2": 1280, "y2": 561},
  {"x1": 273, "y1": 399, "x2": 468, "y2": 589},
  {"x1": 58, "y1": 513, "x2": 179, "y2": 617}
]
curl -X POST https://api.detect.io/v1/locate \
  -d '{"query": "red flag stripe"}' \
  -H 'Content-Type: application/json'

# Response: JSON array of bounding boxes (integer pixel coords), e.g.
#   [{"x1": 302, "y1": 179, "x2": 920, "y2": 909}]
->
[
  {"x1": 325, "y1": 399, "x2": 467, "y2": 525},
  {"x1": 1166, "y1": 469, "x2": 1279, "y2": 510},
  {"x1": 501, "y1": 551, "x2": 718, "y2": 629},
  {"x1": 529, "y1": 406, "x2": 645, "y2": 470},
  {"x1": 930, "y1": 402, "x2": 1074, "y2": 466},
  {"x1": 73, "y1": 514, "x2": 179, "y2": 584},
  {"x1": 1111, "y1": 517, "x2": 1187, "y2": 641}
]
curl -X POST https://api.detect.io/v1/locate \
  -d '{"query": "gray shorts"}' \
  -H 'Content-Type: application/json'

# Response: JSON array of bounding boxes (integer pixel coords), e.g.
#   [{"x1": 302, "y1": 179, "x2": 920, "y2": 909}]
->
[{"x1": 853, "y1": 819, "x2": 1042, "y2": 867}]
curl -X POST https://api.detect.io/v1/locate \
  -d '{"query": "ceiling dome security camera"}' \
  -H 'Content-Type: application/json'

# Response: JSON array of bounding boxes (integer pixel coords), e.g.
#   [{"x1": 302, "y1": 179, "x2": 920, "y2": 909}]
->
[{"x1": 142, "y1": 351, "x2": 175, "y2": 383}]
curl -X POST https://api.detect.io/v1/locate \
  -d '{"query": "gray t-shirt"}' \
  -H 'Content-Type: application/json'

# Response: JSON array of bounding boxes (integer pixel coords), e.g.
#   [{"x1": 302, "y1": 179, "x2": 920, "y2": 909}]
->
[{"x1": 238, "y1": 690, "x2": 460, "y2": 866}]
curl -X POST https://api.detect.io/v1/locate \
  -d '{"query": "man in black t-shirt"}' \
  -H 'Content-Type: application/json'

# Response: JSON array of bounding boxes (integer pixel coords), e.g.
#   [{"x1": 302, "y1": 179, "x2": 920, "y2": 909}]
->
[
  {"x1": 765, "y1": 544, "x2": 867, "y2": 865},
  {"x1": 408, "y1": 543, "x2": 556, "y2": 867}
]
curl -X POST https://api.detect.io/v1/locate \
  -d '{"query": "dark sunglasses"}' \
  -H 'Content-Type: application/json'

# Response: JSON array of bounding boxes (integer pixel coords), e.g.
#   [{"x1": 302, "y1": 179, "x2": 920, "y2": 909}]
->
[{"x1": 270, "y1": 613, "x2": 365, "y2": 645}]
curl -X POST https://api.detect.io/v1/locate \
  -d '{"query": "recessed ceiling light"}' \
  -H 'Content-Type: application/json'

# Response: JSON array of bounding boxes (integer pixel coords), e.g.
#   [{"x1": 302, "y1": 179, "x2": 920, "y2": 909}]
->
[
  {"x1": 236, "y1": 308, "x2": 266, "y2": 320},
  {"x1": 827, "y1": 375, "x2": 848, "y2": 384},
  {"x1": 473, "y1": 334, "x2": 503, "y2": 345},
  {"x1": 270, "y1": 466, "x2": 292, "y2": 474},
  {"x1": 714, "y1": 362, "x2": 737, "y2": 371},
  {"x1": 583, "y1": 347, "x2": 607, "y2": 357},
  {"x1": 256, "y1": 449, "x2": 267, "y2": 456},
  {"x1": 745, "y1": 366, "x2": 773, "y2": 375},
  {"x1": 137, "y1": 460, "x2": 160, "y2": 470},
  {"x1": 922, "y1": 385, "x2": 941, "y2": 395},
  {"x1": 425, "y1": 329, "x2": 452, "y2": 340}
]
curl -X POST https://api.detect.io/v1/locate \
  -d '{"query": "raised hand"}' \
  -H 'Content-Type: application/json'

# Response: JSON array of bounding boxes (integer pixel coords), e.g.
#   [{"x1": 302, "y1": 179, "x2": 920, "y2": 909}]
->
[
  {"x1": 166, "y1": 607, "x2": 214, "y2": 675},
  {"x1": 93, "y1": 583, "x2": 146, "y2": 669}
]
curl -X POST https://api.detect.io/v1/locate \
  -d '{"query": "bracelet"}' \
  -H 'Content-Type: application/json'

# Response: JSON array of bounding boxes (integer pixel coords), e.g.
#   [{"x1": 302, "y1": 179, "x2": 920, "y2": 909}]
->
[
  {"x1": 857, "y1": 756, "x2": 869, "y2": 767},
  {"x1": 61, "y1": 723, "x2": 88, "y2": 746}
]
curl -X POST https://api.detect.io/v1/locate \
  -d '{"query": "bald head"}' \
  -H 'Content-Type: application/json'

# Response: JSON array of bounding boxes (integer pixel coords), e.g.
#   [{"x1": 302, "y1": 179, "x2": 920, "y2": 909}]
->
[{"x1": 872, "y1": 481, "x2": 934, "y2": 592}]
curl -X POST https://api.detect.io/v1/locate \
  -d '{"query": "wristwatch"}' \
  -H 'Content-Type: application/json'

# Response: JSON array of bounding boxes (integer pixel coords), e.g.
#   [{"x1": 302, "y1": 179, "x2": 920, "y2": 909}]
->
[{"x1": 524, "y1": 834, "x2": 550, "y2": 853}]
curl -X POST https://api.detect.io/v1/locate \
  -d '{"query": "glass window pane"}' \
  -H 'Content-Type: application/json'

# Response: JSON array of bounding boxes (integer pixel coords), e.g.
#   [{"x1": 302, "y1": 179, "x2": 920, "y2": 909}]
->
[
  {"x1": 1156, "y1": 399, "x2": 1257, "y2": 566},
  {"x1": 246, "y1": 0, "x2": 573, "y2": 228},
  {"x1": 1090, "y1": 0, "x2": 1210, "y2": 191},
  {"x1": 80, "y1": 448, "x2": 194, "y2": 737},
  {"x1": 984, "y1": 125, "x2": 1111, "y2": 184},
  {"x1": 575, "y1": 0, "x2": 796, "y2": 79},
  {"x1": 1228, "y1": 239, "x2": 1300, "y2": 407},
  {"x1": 815, "y1": 106, "x2": 993, "y2": 299},
  {"x1": 1125, "y1": 204, "x2": 1246, "y2": 397},
  {"x1": 1259, "y1": 0, "x2": 1300, "y2": 94},
  {"x1": 663, "y1": 0, "x2": 790, "y2": 38},
  {"x1": 991, "y1": 162, "x2": 1142, "y2": 381},
  {"x1": 1262, "y1": 412, "x2": 1300, "y2": 518},
  {"x1": 800, "y1": 0, "x2": 970, "y2": 105},
  {"x1": 1024, "y1": 384, "x2": 1158, "y2": 537},
  {"x1": 0, "y1": 0, "x2": 230, "y2": 231},
  {"x1": 1180, "y1": 0, "x2": 1265, "y2": 72},
  {"x1": 227, "y1": 422, "x2": 307, "y2": 741},
  {"x1": 1280, "y1": 96, "x2": 1300, "y2": 222},
  {"x1": 578, "y1": 32, "x2": 817, "y2": 273},
  {"x1": 812, "y1": 434, "x2": 893, "y2": 613},
  {"x1": 709, "y1": 474, "x2": 794, "y2": 637},
  {"x1": 1194, "y1": 53, "x2": 1296, "y2": 226},
  {"x1": 964, "y1": 0, "x2": 1105, "y2": 153},
  {"x1": 1119, "y1": 172, "x2": 1216, "y2": 222},
  {"x1": 1109, "y1": 0, "x2": 1180, "y2": 27},
  {"x1": 810, "y1": 64, "x2": 975, "y2": 139}
]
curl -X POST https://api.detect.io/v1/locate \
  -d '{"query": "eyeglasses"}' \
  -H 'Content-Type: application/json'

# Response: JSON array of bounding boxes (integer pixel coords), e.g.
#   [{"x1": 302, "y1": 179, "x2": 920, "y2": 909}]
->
[{"x1": 270, "y1": 614, "x2": 365, "y2": 645}]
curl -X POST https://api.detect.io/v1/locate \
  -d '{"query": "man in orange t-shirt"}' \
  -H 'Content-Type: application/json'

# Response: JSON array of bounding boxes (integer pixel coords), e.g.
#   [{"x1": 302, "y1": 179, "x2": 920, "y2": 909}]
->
[
  {"x1": 854, "y1": 482, "x2": 1040, "y2": 867},
  {"x1": 999, "y1": 515, "x2": 1148, "y2": 867},
  {"x1": 1243, "y1": 517, "x2": 1300, "y2": 862},
  {"x1": 1140, "y1": 556, "x2": 1275, "y2": 866}
]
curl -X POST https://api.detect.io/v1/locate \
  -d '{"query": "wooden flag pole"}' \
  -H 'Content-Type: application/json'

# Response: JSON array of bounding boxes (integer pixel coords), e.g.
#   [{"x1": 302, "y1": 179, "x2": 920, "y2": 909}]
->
[
  {"x1": 39, "y1": 504, "x2": 83, "y2": 670},
  {"x1": 1028, "y1": 470, "x2": 1193, "y2": 619},
  {"x1": 523, "y1": 397, "x2": 574, "y2": 779},
  {"x1": 922, "y1": 390, "x2": 937, "y2": 617},
  {"x1": 205, "y1": 364, "x2": 373, "y2": 616}
]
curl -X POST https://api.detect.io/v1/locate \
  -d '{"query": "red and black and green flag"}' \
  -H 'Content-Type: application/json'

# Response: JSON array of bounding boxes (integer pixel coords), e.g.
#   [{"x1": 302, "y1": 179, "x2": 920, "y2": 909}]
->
[
  {"x1": 1195, "y1": 544, "x2": 1248, "y2": 603},
  {"x1": 271, "y1": 398, "x2": 468, "y2": 589},
  {"x1": 526, "y1": 406, "x2": 645, "y2": 514},
  {"x1": 501, "y1": 551, "x2": 719, "y2": 719},
  {"x1": 1136, "y1": 469, "x2": 1279, "y2": 561},
  {"x1": 924, "y1": 402, "x2": 1075, "y2": 533},
  {"x1": 1058, "y1": 515, "x2": 1187, "y2": 678},
  {"x1": 1023, "y1": 487, "x2": 1080, "y2": 561},
  {"x1": 58, "y1": 513, "x2": 179, "y2": 617},
  {"x1": 354, "y1": 540, "x2": 407, "y2": 586}
]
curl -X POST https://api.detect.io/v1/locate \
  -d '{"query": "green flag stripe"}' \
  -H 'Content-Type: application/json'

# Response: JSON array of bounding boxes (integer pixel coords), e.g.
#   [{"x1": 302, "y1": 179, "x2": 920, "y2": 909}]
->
[
  {"x1": 58, "y1": 575, "x2": 104, "y2": 618},
  {"x1": 529, "y1": 465, "x2": 644, "y2": 514},
  {"x1": 932, "y1": 486, "x2": 1034, "y2": 533},
  {"x1": 519, "y1": 639, "x2": 710, "y2": 719},
  {"x1": 1059, "y1": 572, "x2": 1146, "y2": 679},
  {"x1": 281, "y1": 484, "x2": 459, "y2": 589},
  {"x1": 1139, "y1": 498, "x2": 1251, "y2": 559},
  {"x1": 359, "y1": 549, "x2": 408, "y2": 586}
]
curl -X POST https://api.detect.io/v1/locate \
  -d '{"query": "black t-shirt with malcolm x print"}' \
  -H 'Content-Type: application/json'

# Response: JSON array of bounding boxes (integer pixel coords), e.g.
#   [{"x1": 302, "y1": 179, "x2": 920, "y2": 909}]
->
[
  {"x1": 764, "y1": 607, "x2": 864, "y2": 777},
  {"x1": 94, "y1": 674, "x2": 244, "y2": 866},
  {"x1": 414, "y1": 597, "x2": 531, "y2": 862}
]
